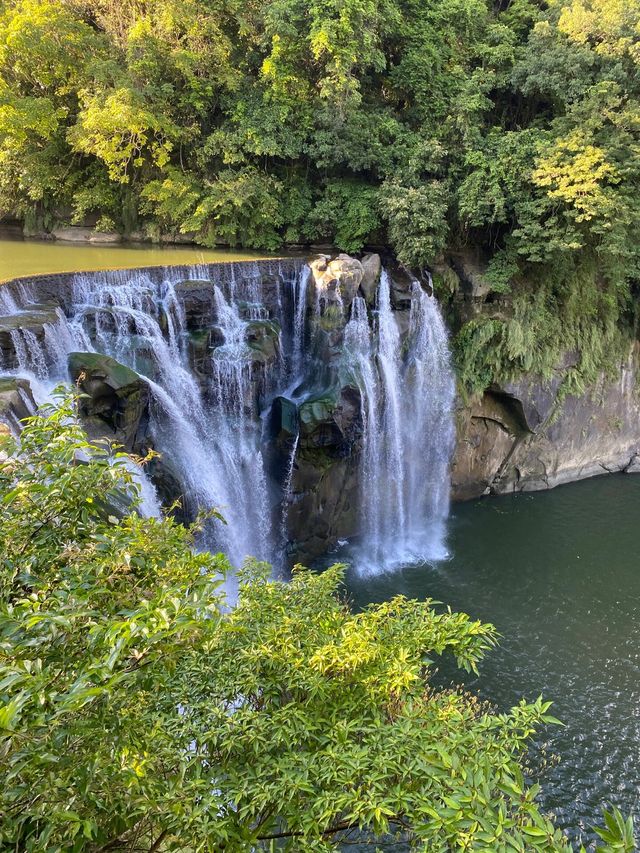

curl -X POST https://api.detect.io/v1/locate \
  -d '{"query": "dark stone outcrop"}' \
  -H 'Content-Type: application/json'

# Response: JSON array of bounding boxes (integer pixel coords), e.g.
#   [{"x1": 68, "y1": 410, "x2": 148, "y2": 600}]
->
[
  {"x1": 284, "y1": 382, "x2": 363, "y2": 564},
  {"x1": 173, "y1": 280, "x2": 216, "y2": 329},
  {"x1": 246, "y1": 319, "x2": 281, "y2": 364},
  {"x1": 68, "y1": 352, "x2": 150, "y2": 454},
  {"x1": 360, "y1": 253, "x2": 381, "y2": 306}
]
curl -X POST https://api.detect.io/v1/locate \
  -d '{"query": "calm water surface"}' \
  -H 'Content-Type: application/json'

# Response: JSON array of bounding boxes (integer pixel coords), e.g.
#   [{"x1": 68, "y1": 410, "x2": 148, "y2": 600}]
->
[
  {"x1": 0, "y1": 237, "x2": 273, "y2": 282},
  {"x1": 345, "y1": 474, "x2": 640, "y2": 843}
]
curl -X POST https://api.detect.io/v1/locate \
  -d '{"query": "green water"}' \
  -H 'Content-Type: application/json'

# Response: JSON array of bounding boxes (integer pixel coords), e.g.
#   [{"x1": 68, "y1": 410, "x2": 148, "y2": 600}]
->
[
  {"x1": 345, "y1": 474, "x2": 640, "y2": 844},
  {"x1": 0, "y1": 237, "x2": 272, "y2": 282}
]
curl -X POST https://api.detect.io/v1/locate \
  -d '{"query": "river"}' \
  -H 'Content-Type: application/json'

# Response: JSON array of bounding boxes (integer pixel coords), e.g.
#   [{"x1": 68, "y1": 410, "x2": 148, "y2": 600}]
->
[
  {"x1": 344, "y1": 473, "x2": 640, "y2": 845},
  {"x1": 0, "y1": 236, "x2": 272, "y2": 282}
]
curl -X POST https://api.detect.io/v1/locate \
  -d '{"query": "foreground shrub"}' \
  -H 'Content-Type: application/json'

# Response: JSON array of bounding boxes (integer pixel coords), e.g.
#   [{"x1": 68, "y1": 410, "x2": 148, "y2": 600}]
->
[{"x1": 0, "y1": 399, "x2": 633, "y2": 851}]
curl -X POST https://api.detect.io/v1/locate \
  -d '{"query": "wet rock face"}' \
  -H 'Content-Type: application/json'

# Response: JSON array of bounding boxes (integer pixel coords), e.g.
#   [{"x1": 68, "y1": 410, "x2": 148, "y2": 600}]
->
[
  {"x1": 0, "y1": 304, "x2": 61, "y2": 369},
  {"x1": 452, "y1": 349, "x2": 640, "y2": 499},
  {"x1": 0, "y1": 376, "x2": 36, "y2": 431},
  {"x1": 173, "y1": 280, "x2": 216, "y2": 329},
  {"x1": 287, "y1": 383, "x2": 363, "y2": 564},
  {"x1": 360, "y1": 253, "x2": 382, "y2": 306},
  {"x1": 68, "y1": 352, "x2": 151, "y2": 454},
  {"x1": 287, "y1": 451, "x2": 360, "y2": 564},
  {"x1": 246, "y1": 319, "x2": 281, "y2": 364}
]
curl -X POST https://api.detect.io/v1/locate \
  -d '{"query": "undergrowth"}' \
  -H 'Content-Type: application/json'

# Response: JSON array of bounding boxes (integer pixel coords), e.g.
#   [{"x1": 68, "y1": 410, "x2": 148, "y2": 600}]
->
[{"x1": 453, "y1": 256, "x2": 634, "y2": 399}]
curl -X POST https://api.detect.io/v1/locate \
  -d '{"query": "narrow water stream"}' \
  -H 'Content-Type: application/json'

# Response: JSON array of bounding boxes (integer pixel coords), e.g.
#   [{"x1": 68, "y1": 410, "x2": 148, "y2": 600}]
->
[{"x1": 344, "y1": 474, "x2": 640, "y2": 843}]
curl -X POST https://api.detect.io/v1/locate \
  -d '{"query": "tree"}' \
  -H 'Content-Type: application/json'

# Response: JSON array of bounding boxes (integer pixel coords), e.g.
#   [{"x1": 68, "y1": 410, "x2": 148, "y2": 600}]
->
[{"x1": 0, "y1": 397, "x2": 634, "y2": 851}]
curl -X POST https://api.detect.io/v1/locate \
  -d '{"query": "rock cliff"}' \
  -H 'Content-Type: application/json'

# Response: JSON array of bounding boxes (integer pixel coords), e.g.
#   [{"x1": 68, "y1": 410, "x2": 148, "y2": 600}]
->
[{"x1": 452, "y1": 351, "x2": 640, "y2": 499}]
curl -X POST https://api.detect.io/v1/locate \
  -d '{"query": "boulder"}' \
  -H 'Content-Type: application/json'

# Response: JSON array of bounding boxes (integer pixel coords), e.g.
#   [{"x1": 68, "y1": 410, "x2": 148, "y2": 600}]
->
[
  {"x1": 246, "y1": 319, "x2": 281, "y2": 365},
  {"x1": 0, "y1": 376, "x2": 36, "y2": 431},
  {"x1": 299, "y1": 384, "x2": 362, "y2": 449},
  {"x1": 360, "y1": 253, "x2": 381, "y2": 305},
  {"x1": 52, "y1": 226, "x2": 122, "y2": 244},
  {"x1": 51, "y1": 226, "x2": 94, "y2": 242},
  {"x1": 174, "y1": 280, "x2": 215, "y2": 329},
  {"x1": 68, "y1": 352, "x2": 150, "y2": 453},
  {"x1": 309, "y1": 254, "x2": 364, "y2": 313},
  {"x1": 88, "y1": 231, "x2": 122, "y2": 244},
  {"x1": 159, "y1": 231, "x2": 198, "y2": 245}
]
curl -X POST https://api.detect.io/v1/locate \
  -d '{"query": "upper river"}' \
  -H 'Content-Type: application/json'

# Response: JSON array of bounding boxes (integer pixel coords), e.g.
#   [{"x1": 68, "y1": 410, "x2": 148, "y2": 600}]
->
[
  {"x1": 344, "y1": 473, "x2": 640, "y2": 846},
  {"x1": 0, "y1": 236, "x2": 271, "y2": 282}
]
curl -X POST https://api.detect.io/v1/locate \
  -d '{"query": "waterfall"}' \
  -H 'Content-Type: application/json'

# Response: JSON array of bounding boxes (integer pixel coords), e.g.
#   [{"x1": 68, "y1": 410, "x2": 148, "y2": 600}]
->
[
  {"x1": 344, "y1": 297, "x2": 382, "y2": 553},
  {"x1": 405, "y1": 279, "x2": 456, "y2": 527},
  {"x1": 376, "y1": 270, "x2": 407, "y2": 544},
  {"x1": 1, "y1": 257, "x2": 455, "y2": 570},
  {"x1": 345, "y1": 273, "x2": 456, "y2": 572},
  {"x1": 291, "y1": 267, "x2": 310, "y2": 382},
  {"x1": 0, "y1": 261, "x2": 308, "y2": 557}
]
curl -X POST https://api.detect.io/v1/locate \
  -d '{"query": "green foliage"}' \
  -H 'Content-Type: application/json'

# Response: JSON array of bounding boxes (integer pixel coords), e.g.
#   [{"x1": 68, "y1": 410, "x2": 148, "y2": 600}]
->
[
  {"x1": 69, "y1": 87, "x2": 180, "y2": 184},
  {"x1": 380, "y1": 180, "x2": 449, "y2": 268},
  {"x1": 143, "y1": 166, "x2": 284, "y2": 248},
  {"x1": 454, "y1": 256, "x2": 631, "y2": 396},
  {"x1": 0, "y1": 399, "x2": 633, "y2": 850},
  {"x1": 0, "y1": 0, "x2": 639, "y2": 388},
  {"x1": 307, "y1": 179, "x2": 380, "y2": 252}
]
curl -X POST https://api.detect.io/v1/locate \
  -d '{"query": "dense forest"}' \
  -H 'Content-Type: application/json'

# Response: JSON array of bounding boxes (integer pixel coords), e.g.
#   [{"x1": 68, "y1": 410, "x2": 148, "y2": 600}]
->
[{"x1": 0, "y1": 0, "x2": 639, "y2": 390}]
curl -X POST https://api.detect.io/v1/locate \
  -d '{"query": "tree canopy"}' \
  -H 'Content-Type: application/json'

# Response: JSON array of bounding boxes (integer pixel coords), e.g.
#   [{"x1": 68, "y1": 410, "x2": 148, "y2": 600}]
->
[
  {"x1": 0, "y1": 398, "x2": 635, "y2": 850},
  {"x1": 0, "y1": 0, "x2": 637, "y2": 266},
  {"x1": 1, "y1": 0, "x2": 638, "y2": 392}
]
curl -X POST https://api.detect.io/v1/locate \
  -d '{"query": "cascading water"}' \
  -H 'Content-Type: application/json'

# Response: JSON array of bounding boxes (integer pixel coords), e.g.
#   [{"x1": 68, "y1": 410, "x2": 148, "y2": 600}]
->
[
  {"x1": 0, "y1": 256, "x2": 455, "y2": 573},
  {"x1": 75, "y1": 263, "x2": 300, "y2": 566},
  {"x1": 344, "y1": 272, "x2": 456, "y2": 571},
  {"x1": 0, "y1": 261, "x2": 306, "y2": 565}
]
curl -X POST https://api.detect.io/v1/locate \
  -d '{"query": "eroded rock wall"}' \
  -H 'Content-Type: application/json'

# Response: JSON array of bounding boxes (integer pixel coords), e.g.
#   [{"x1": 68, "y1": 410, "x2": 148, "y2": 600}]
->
[{"x1": 452, "y1": 348, "x2": 640, "y2": 500}]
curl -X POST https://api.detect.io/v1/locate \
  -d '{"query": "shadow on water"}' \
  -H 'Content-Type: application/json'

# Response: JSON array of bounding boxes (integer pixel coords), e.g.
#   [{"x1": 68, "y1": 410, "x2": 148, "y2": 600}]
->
[{"x1": 342, "y1": 474, "x2": 640, "y2": 845}]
